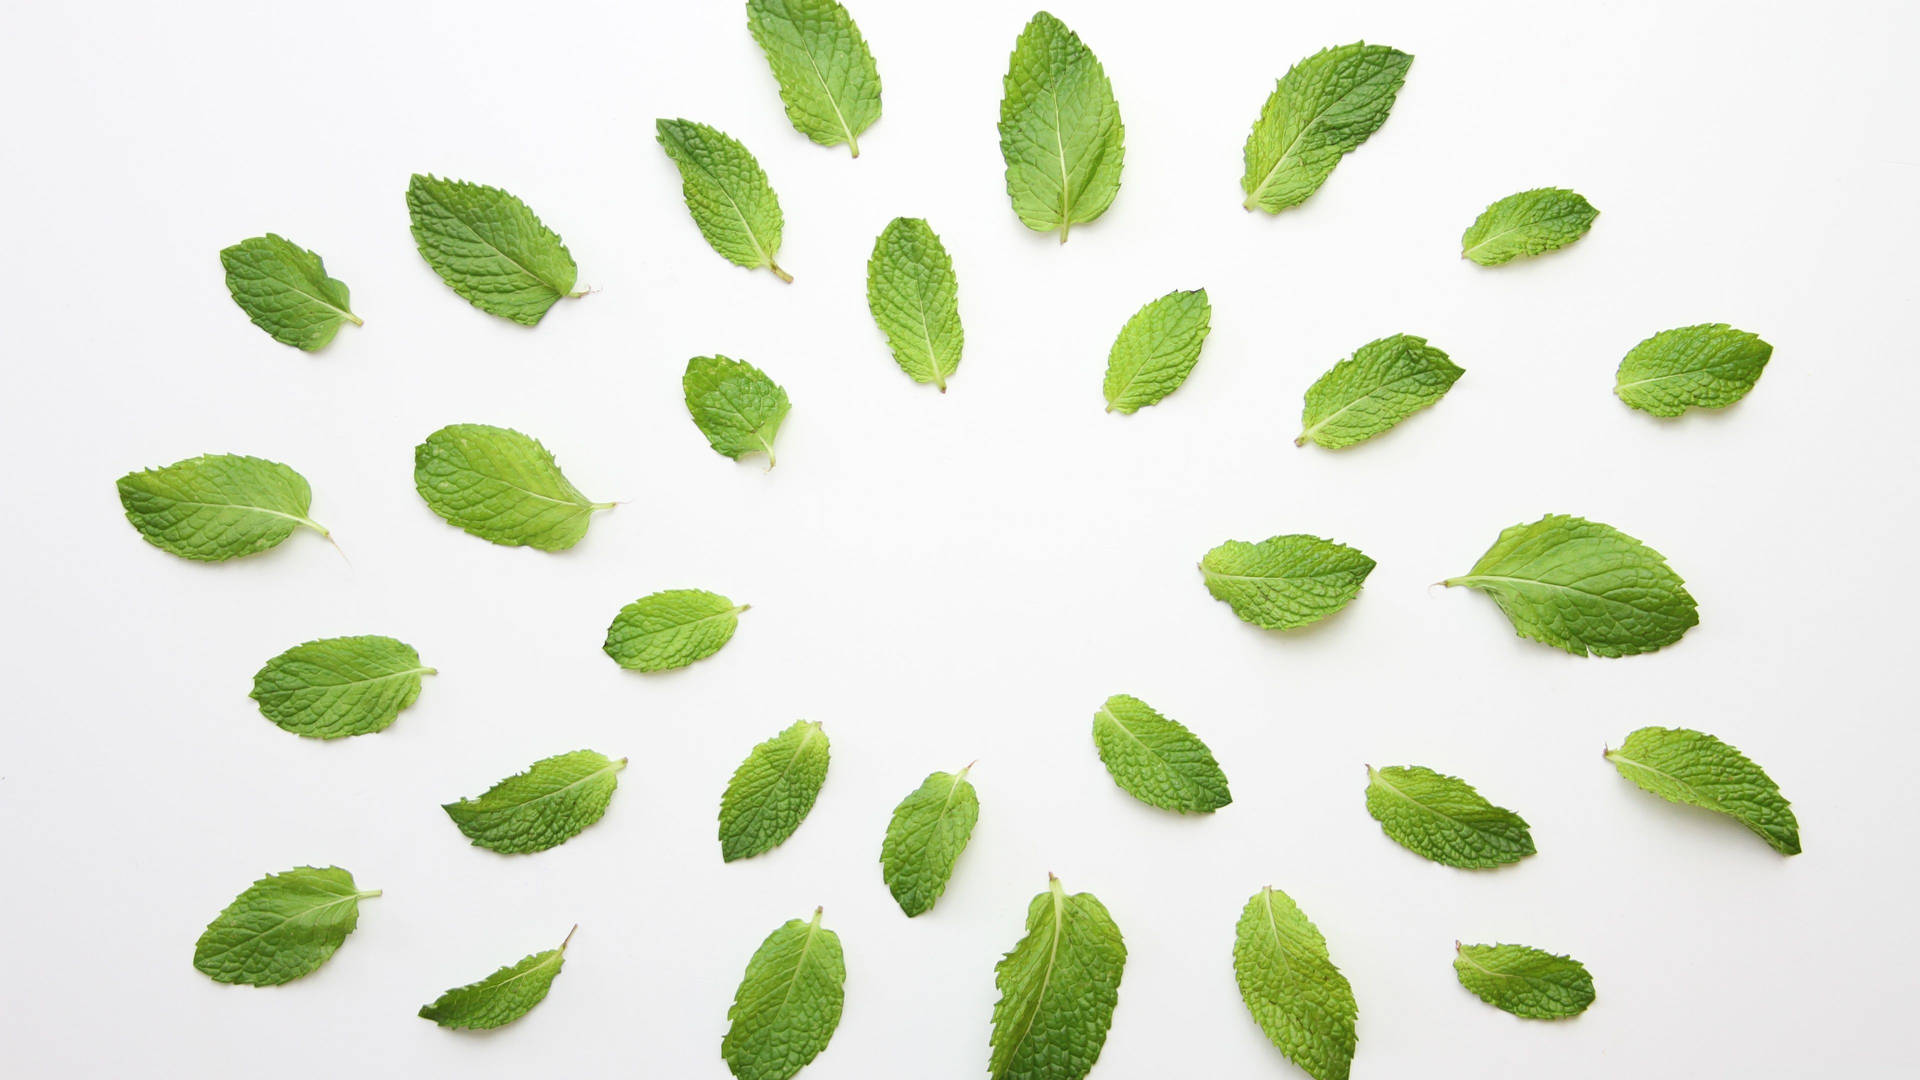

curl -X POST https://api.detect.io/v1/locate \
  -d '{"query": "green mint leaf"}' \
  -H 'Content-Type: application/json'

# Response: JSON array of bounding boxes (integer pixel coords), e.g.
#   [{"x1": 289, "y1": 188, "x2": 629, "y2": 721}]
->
[
  {"x1": 603, "y1": 589, "x2": 748, "y2": 672},
  {"x1": 1102, "y1": 288, "x2": 1212, "y2": 414},
  {"x1": 1364, "y1": 765, "x2": 1533, "y2": 868},
  {"x1": 1461, "y1": 188, "x2": 1599, "y2": 266},
  {"x1": 1444, "y1": 514, "x2": 1698, "y2": 657},
  {"x1": 219, "y1": 234, "x2": 360, "y2": 350},
  {"x1": 1200, "y1": 535, "x2": 1375, "y2": 630},
  {"x1": 443, "y1": 750, "x2": 627, "y2": 855},
  {"x1": 746, "y1": 0, "x2": 881, "y2": 157},
  {"x1": 684, "y1": 355, "x2": 792, "y2": 466},
  {"x1": 1453, "y1": 943, "x2": 1595, "y2": 1019},
  {"x1": 1091, "y1": 695, "x2": 1231, "y2": 813},
  {"x1": 998, "y1": 12, "x2": 1125, "y2": 241},
  {"x1": 419, "y1": 926, "x2": 575, "y2": 1030},
  {"x1": 117, "y1": 453, "x2": 329, "y2": 562},
  {"x1": 1296, "y1": 333, "x2": 1463, "y2": 449},
  {"x1": 1242, "y1": 43, "x2": 1412, "y2": 214},
  {"x1": 406, "y1": 174, "x2": 581, "y2": 325},
  {"x1": 656, "y1": 119, "x2": 790, "y2": 281},
  {"x1": 1232, "y1": 886, "x2": 1356, "y2": 1080},
  {"x1": 723, "y1": 908, "x2": 846, "y2": 1080},
  {"x1": 989, "y1": 875, "x2": 1126, "y2": 1080},
  {"x1": 866, "y1": 216, "x2": 963, "y2": 391},
  {"x1": 879, "y1": 766, "x2": 979, "y2": 917},
  {"x1": 1605, "y1": 727, "x2": 1800, "y2": 854},
  {"x1": 720, "y1": 720, "x2": 829, "y2": 862},
  {"x1": 1615, "y1": 323, "x2": 1772, "y2": 417},
  {"x1": 249, "y1": 635, "x2": 434, "y2": 739},
  {"x1": 413, "y1": 423, "x2": 612, "y2": 551},
  {"x1": 193, "y1": 866, "x2": 378, "y2": 986}
]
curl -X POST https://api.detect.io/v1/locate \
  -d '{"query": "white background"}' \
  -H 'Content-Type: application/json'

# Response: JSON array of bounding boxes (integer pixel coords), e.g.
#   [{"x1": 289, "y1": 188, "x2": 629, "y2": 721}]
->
[{"x1": 3, "y1": 0, "x2": 1916, "y2": 1075}]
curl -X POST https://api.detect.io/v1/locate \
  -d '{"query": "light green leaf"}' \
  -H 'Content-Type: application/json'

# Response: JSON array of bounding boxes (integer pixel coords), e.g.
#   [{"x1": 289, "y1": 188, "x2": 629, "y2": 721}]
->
[
  {"x1": 1103, "y1": 288, "x2": 1212, "y2": 414},
  {"x1": 603, "y1": 589, "x2": 748, "y2": 672},
  {"x1": 867, "y1": 217, "x2": 963, "y2": 390},
  {"x1": 746, "y1": 0, "x2": 880, "y2": 156},
  {"x1": 723, "y1": 909, "x2": 846, "y2": 1080},
  {"x1": 989, "y1": 875, "x2": 1126, "y2": 1080},
  {"x1": 1232, "y1": 886, "x2": 1356, "y2": 1080},
  {"x1": 1091, "y1": 695, "x2": 1231, "y2": 813},
  {"x1": 193, "y1": 866, "x2": 379, "y2": 986},
  {"x1": 1296, "y1": 334, "x2": 1463, "y2": 449},
  {"x1": 684, "y1": 355, "x2": 792, "y2": 466},
  {"x1": 1364, "y1": 765, "x2": 1533, "y2": 868},
  {"x1": 1461, "y1": 188, "x2": 1598, "y2": 265},
  {"x1": 1606, "y1": 727, "x2": 1800, "y2": 854},
  {"x1": 443, "y1": 750, "x2": 627, "y2": 855},
  {"x1": 998, "y1": 12, "x2": 1125, "y2": 241},
  {"x1": 413, "y1": 423, "x2": 612, "y2": 551},
  {"x1": 1242, "y1": 43, "x2": 1412, "y2": 214},
  {"x1": 250, "y1": 635, "x2": 434, "y2": 739},
  {"x1": 656, "y1": 119, "x2": 790, "y2": 281},
  {"x1": 1200, "y1": 535, "x2": 1375, "y2": 630},
  {"x1": 219, "y1": 234, "x2": 361, "y2": 350},
  {"x1": 1615, "y1": 323, "x2": 1772, "y2": 417},
  {"x1": 1444, "y1": 514, "x2": 1697, "y2": 657},
  {"x1": 117, "y1": 453, "x2": 329, "y2": 562},
  {"x1": 879, "y1": 767, "x2": 979, "y2": 917},
  {"x1": 406, "y1": 174, "x2": 581, "y2": 325},
  {"x1": 420, "y1": 927, "x2": 575, "y2": 1030},
  {"x1": 1453, "y1": 943, "x2": 1595, "y2": 1019},
  {"x1": 720, "y1": 720, "x2": 830, "y2": 862}
]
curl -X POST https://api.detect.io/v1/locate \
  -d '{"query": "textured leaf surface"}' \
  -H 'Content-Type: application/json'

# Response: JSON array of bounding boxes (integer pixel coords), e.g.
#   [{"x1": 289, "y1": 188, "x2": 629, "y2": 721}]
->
[
  {"x1": 1297, "y1": 334, "x2": 1462, "y2": 448},
  {"x1": 603, "y1": 589, "x2": 747, "y2": 672},
  {"x1": 1103, "y1": 288, "x2": 1212, "y2": 414},
  {"x1": 1364, "y1": 765, "x2": 1533, "y2": 868},
  {"x1": 1444, "y1": 514, "x2": 1697, "y2": 657},
  {"x1": 1606, "y1": 727, "x2": 1800, "y2": 854},
  {"x1": 1453, "y1": 943, "x2": 1595, "y2": 1019},
  {"x1": 1232, "y1": 887, "x2": 1356, "y2": 1080},
  {"x1": 879, "y1": 767, "x2": 979, "y2": 917},
  {"x1": 406, "y1": 174, "x2": 579, "y2": 325},
  {"x1": 989, "y1": 876, "x2": 1126, "y2": 1080},
  {"x1": 998, "y1": 12, "x2": 1124, "y2": 240},
  {"x1": 723, "y1": 909, "x2": 846, "y2": 1080},
  {"x1": 193, "y1": 866, "x2": 378, "y2": 986},
  {"x1": 747, "y1": 0, "x2": 880, "y2": 156},
  {"x1": 1201, "y1": 535, "x2": 1375, "y2": 630},
  {"x1": 720, "y1": 721, "x2": 829, "y2": 862},
  {"x1": 250, "y1": 635, "x2": 434, "y2": 739},
  {"x1": 1242, "y1": 43, "x2": 1411, "y2": 213},
  {"x1": 1615, "y1": 323, "x2": 1772, "y2": 416},
  {"x1": 444, "y1": 750, "x2": 626, "y2": 854},
  {"x1": 867, "y1": 217, "x2": 962, "y2": 390},
  {"x1": 1091, "y1": 695, "x2": 1231, "y2": 813},
  {"x1": 117, "y1": 454, "x2": 327, "y2": 562},
  {"x1": 685, "y1": 355, "x2": 792, "y2": 465},
  {"x1": 657, "y1": 119, "x2": 790, "y2": 280},
  {"x1": 219, "y1": 234, "x2": 360, "y2": 350},
  {"x1": 1461, "y1": 188, "x2": 1599, "y2": 265},
  {"x1": 414, "y1": 424, "x2": 611, "y2": 551},
  {"x1": 419, "y1": 928, "x2": 573, "y2": 1030}
]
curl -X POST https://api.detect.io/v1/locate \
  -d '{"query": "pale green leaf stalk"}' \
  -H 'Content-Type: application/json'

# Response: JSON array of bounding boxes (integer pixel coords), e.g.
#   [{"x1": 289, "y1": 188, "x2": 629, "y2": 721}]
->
[
  {"x1": 413, "y1": 423, "x2": 613, "y2": 551},
  {"x1": 656, "y1": 119, "x2": 791, "y2": 281},
  {"x1": 250, "y1": 635, "x2": 435, "y2": 739},
  {"x1": 879, "y1": 766, "x2": 979, "y2": 916},
  {"x1": 1364, "y1": 765, "x2": 1533, "y2": 868},
  {"x1": 1102, "y1": 288, "x2": 1212, "y2": 413},
  {"x1": 1091, "y1": 695, "x2": 1231, "y2": 813},
  {"x1": 989, "y1": 875, "x2": 1126, "y2": 1080},
  {"x1": 1232, "y1": 886, "x2": 1356, "y2": 1080},
  {"x1": 603, "y1": 589, "x2": 748, "y2": 672},
  {"x1": 1453, "y1": 943, "x2": 1595, "y2": 1019},
  {"x1": 1461, "y1": 188, "x2": 1599, "y2": 265},
  {"x1": 219, "y1": 234, "x2": 361, "y2": 350},
  {"x1": 746, "y1": 0, "x2": 881, "y2": 157},
  {"x1": 419, "y1": 926, "x2": 576, "y2": 1030},
  {"x1": 117, "y1": 454, "x2": 329, "y2": 562},
  {"x1": 867, "y1": 217, "x2": 963, "y2": 390},
  {"x1": 1297, "y1": 334, "x2": 1463, "y2": 448},
  {"x1": 1615, "y1": 323, "x2": 1772, "y2": 416},
  {"x1": 723, "y1": 908, "x2": 847, "y2": 1080},
  {"x1": 998, "y1": 12, "x2": 1125, "y2": 241},
  {"x1": 684, "y1": 355, "x2": 792, "y2": 466},
  {"x1": 720, "y1": 720, "x2": 830, "y2": 862},
  {"x1": 193, "y1": 866, "x2": 379, "y2": 986},
  {"x1": 443, "y1": 750, "x2": 627, "y2": 855},
  {"x1": 405, "y1": 174, "x2": 583, "y2": 325},
  {"x1": 1242, "y1": 43, "x2": 1412, "y2": 213},
  {"x1": 1200, "y1": 535, "x2": 1375, "y2": 630},
  {"x1": 1605, "y1": 727, "x2": 1800, "y2": 854}
]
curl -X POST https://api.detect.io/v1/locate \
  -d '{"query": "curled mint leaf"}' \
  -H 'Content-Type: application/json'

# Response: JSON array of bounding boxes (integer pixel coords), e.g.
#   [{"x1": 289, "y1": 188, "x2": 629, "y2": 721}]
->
[
  {"x1": 406, "y1": 174, "x2": 582, "y2": 325},
  {"x1": 250, "y1": 635, "x2": 434, "y2": 739},
  {"x1": 419, "y1": 927, "x2": 574, "y2": 1030},
  {"x1": 1606, "y1": 727, "x2": 1799, "y2": 854},
  {"x1": 1200, "y1": 535, "x2": 1375, "y2": 630},
  {"x1": 443, "y1": 750, "x2": 626, "y2": 855},
  {"x1": 1453, "y1": 943, "x2": 1595, "y2": 1019},
  {"x1": 1364, "y1": 765, "x2": 1533, "y2": 868},
  {"x1": 684, "y1": 355, "x2": 791, "y2": 466},
  {"x1": 117, "y1": 453, "x2": 328, "y2": 562},
  {"x1": 219, "y1": 234, "x2": 360, "y2": 350}
]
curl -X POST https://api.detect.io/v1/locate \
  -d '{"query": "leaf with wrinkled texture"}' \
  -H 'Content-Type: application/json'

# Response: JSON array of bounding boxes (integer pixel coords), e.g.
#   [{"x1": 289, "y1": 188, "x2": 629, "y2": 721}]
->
[
  {"x1": 1200, "y1": 535, "x2": 1375, "y2": 630},
  {"x1": 1103, "y1": 288, "x2": 1211, "y2": 414},
  {"x1": 406, "y1": 174, "x2": 581, "y2": 325},
  {"x1": 1615, "y1": 323, "x2": 1772, "y2": 416},
  {"x1": 723, "y1": 909, "x2": 846, "y2": 1080},
  {"x1": 1364, "y1": 765, "x2": 1533, "y2": 868},
  {"x1": 1232, "y1": 886, "x2": 1356, "y2": 1080},
  {"x1": 603, "y1": 589, "x2": 748, "y2": 672},
  {"x1": 989, "y1": 876, "x2": 1126, "y2": 1080},
  {"x1": 1242, "y1": 43, "x2": 1411, "y2": 213},
  {"x1": 419, "y1": 927, "x2": 574, "y2": 1030},
  {"x1": 998, "y1": 12, "x2": 1124, "y2": 240},
  {"x1": 747, "y1": 0, "x2": 880, "y2": 156},
  {"x1": 1453, "y1": 943, "x2": 1595, "y2": 1019},
  {"x1": 117, "y1": 454, "x2": 328, "y2": 562},
  {"x1": 443, "y1": 750, "x2": 626, "y2": 854},
  {"x1": 1297, "y1": 334, "x2": 1462, "y2": 448},
  {"x1": 1092, "y1": 695, "x2": 1231, "y2": 812},
  {"x1": 1606, "y1": 727, "x2": 1800, "y2": 854},
  {"x1": 684, "y1": 355, "x2": 791, "y2": 466},
  {"x1": 867, "y1": 217, "x2": 962, "y2": 390},
  {"x1": 1461, "y1": 188, "x2": 1598, "y2": 265},
  {"x1": 413, "y1": 424, "x2": 612, "y2": 551},
  {"x1": 879, "y1": 767, "x2": 979, "y2": 916},
  {"x1": 720, "y1": 721, "x2": 829, "y2": 862},
  {"x1": 220, "y1": 234, "x2": 361, "y2": 349},
  {"x1": 657, "y1": 119, "x2": 790, "y2": 280},
  {"x1": 250, "y1": 635, "x2": 434, "y2": 739},
  {"x1": 193, "y1": 866, "x2": 378, "y2": 986}
]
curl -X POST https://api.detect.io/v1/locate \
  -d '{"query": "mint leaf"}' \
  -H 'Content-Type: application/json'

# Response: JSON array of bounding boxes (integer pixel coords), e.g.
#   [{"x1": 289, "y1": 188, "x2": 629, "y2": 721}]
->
[
  {"x1": 1102, "y1": 288, "x2": 1212, "y2": 414},
  {"x1": 1296, "y1": 334, "x2": 1462, "y2": 449},
  {"x1": 117, "y1": 453, "x2": 328, "y2": 562},
  {"x1": 193, "y1": 866, "x2": 378, "y2": 986},
  {"x1": 250, "y1": 635, "x2": 434, "y2": 739},
  {"x1": 1444, "y1": 514, "x2": 1697, "y2": 657},
  {"x1": 879, "y1": 766, "x2": 979, "y2": 917},
  {"x1": 746, "y1": 0, "x2": 881, "y2": 157},
  {"x1": 219, "y1": 234, "x2": 360, "y2": 350},
  {"x1": 443, "y1": 750, "x2": 626, "y2": 855},
  {"x1": 720, "y1": 720, "x2": 829, "y2": 862},
  {"x1": 867, "y1": 217, "x2": 963, "y2": 390},
  {"x1": 1606, "y1": 727, "x2": 1800, "y2": 854},
  {"x1": 1200, "y1": 535, "x2": 1375, "y2": 630},
  {"x1": 1242, "y1": 43, "x2": 1412, "y2": 214},
  {"x1": 1615, "y1": 323, "x2": 1772, "y2": 416},
  {"x1": 406, "y1": 174, "x2": 581, "y2": 325},
  {"x1": 723, "y1": 908, "x2": 846, "y2": 1080},
  {"x1": 1091, "y1": 695, "x2": 1231, "y2": 813},
  {"x1": 684, "y1": 355, "x2": 791, "y2": 466},
  {"x1": 998, "y1": 12, "x2": 1124, "y2": 241},
  {"x1": 1461, "y1": 188, "x2": 1599, "y2": 266},
  {"x1": 420, "y1": 927, "x2": 575, "y2": 1030},
  {"x1": 989, "y1": 875, "x2": 1126, "y2": 1080},
  {"x1": 656, "y1": 119, "x2": 790, "y2": 281},
  {"x1": 413, "y1": 423, "x2": 612, "y2": 551},
  {"x1": 1232, "y1": 886, "x2": 1356, "y2": 1080},
  {"x1": 1453, "y1": 943, "x2": 1595, "y2": 1019},
  {"x1": 603, "y1": 589, "x2": 747, "y2": 672},
  {"x1": 1364, "y1": 765, "x2": 1533, "y2": 868}
]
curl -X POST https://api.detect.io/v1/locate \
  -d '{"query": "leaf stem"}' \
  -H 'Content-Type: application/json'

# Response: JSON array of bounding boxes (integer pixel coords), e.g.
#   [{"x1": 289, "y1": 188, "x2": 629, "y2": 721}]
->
[{"x1": 767, "y1": 261, "x2": 794, "y2": 284}]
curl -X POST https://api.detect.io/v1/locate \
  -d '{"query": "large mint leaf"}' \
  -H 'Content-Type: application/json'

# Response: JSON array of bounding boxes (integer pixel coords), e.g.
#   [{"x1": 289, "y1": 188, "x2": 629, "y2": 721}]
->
[
  {"x1": 656, "y1": 119, "x2": 790, "y2": 281},
  {"x1": 1461, "y1": 188, "x2": 1599, "y2": 266},
  {"x1": 720, "y1": 720, "x2": 829, "y2": 862},
  {"x1": 998, "y1": 12, "x2": 1124, "y2": 241},
  {"x1": 1364, "y1": 765, "x2": 1533, "y2": 868},
  {"x1": 117, "y1": 453, "x2": 328, "y2": 562},
  {"x1": 879, "y1": 766, "x2": 979, "y2": 917},
  {"x1": 1091, "y1": 694, "x2": 1231, "y2": 813},
  {"x1": 250, "y1": 635, "x2": 434, "y2": 739},
  {"x1": 1453, "y1": 943, "x2": 1595, "y2": 1019},
  {"x1": 603, "y1": 589, "x2": 748, "y2": 672},
  {"x1": 1296, "y1": 334, "x2": 1462, "y2": 449},
  {"x1": 1232, "y1": 886, "x2": 1356, "y2": 1080},
  {"x1": 867, "y1": 217, "x2": 962, "y2": 390},
  {"x1": 193, "y1": 866, "x2": 379, "y2": 986},
  {"x1": 1242, "y1": 43, "x2": 1411, "y2": 213},
  {"x1": 989, "y1": 875, "x2": 1126, "y2": 1080},
  {"x1": 413, "y1": 423, "x2": 612, "y2": 551},
  {"x1": 1103, "y1": 288, "x2": 1212, "y2": 414},
  {"x1": 1200, "y1": 535, "x2": 1375, "y2": 630},
  {"x1": 1615, "y1": 323, "x2": 1772, "y2": 416},
  {"x1": 1606, "y1": 726, "x2": 1799, "y2": 854},
  {"x1": 443, "y1": 750, "x2": 626, "y2": 855},
  {"x1": 406, "y1": 174, "x2": 582, "y2": 325},
  {"x1": 723, "y1": 909, "x2": 846, "y2": 1080},
  {"x1": 746, "y1": 0, "x2": 881, "y2": 156}
]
